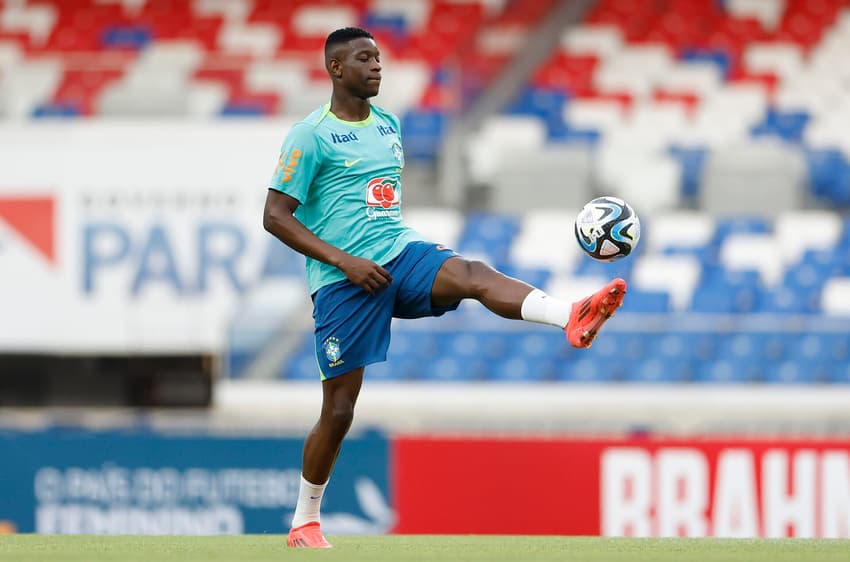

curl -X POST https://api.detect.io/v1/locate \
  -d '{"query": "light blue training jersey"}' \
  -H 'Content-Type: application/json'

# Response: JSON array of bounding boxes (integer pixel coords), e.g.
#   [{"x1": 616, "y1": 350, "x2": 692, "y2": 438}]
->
[{"x1": 269, "y1": 103, "x2": 422, "y2": 294}]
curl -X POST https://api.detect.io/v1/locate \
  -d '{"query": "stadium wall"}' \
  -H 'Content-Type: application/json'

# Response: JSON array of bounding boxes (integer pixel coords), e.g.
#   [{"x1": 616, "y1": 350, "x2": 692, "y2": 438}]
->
[{"x1": 1, "y1": 421, "x2": 848, "y2": 538}]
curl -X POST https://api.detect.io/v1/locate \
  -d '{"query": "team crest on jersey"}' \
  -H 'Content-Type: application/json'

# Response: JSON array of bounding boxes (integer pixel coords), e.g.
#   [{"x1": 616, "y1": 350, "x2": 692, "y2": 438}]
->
[
  {"x1": 391, "y1": 142, "x2": 404, "y2": 167},
  {"x1": 323, "y1": 336, "x2": 343, "y2": 367}
]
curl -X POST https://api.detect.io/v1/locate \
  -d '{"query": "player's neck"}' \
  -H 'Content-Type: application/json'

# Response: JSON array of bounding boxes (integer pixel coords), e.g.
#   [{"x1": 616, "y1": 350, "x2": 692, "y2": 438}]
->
[{"x1": 329, "y1": 92, "x2": 372, "y2": 122}]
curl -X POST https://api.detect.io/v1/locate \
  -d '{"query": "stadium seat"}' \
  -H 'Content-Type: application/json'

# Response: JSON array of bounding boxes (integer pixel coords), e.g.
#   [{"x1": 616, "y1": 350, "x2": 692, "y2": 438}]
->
[
  {"x1": 632, "y1": 254, "x2": 701, "y2": 311},
  {"x1": 694, "y1": 359, "x2": 760, "y2": 384},
  {"x1": 627, "y1": 358, "x2": 692, "y2": 383},
  {"x1": 489, "y1": 356, "x2": 554, "y2": 382},
  {"x1": 554, "y1": 357, "x2": 623, "y2": 383}
]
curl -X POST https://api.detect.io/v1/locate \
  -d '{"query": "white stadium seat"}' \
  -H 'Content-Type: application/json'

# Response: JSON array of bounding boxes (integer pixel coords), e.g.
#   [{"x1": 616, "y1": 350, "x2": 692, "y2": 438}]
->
[
  {"x1": 821, "y1": 278, "x2": 850, "y2": 316},
  {"x1": 403, "y1": 207, "x2": 464, "y2": 249},
  {"x1": 292, "y1": 5, "x2": 358, "y2": 36},
  {"x1": 773, "y1": 211, "x2": 843, "y2": 265},
  {"x1": 218, "y1": 22, "x2": 282, "y2": 56},
  {"x1": 719, "y1": 233, "x2": 785, "y2": 287},
  {"x1": 510, "y1": 210, "x2": 583, "y2": 273},
  {"x1": 744, "y1": 42, "x2": 804, "y2": 81},
  {"x1": 560, "y1": 24, "x2": 623, "y2": 58},
  {"x1": 632, "y1": 254, "x2": 701, "y2": 311},
  {"x1": 645, "y1": 212, "x2": 715, "y2": 253},
  {"x1": 563, "y1": 98, "x2": 626, "y2": 135},
  {"x1": 726, "y1": 0, "x2": 786, "y2": 31},
  {"x1": 544, "y1": 274, "x2": 608, "y2": 303}
]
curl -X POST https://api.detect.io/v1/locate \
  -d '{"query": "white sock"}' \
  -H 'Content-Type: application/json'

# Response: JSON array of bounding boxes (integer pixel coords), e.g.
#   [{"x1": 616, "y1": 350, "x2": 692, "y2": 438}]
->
[
  {"x1": 291, "y1": 475, "x2": 328, "y2": 528},
  {"x1": 520, "y1": 288, "x2": 572, "y2": 328}
]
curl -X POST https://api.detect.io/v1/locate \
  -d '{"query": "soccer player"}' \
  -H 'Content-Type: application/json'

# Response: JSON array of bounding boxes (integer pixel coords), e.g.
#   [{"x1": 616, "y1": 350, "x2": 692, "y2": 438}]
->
[{"x1": 263, "y1": 27, "x2": 626, "y2": 548}]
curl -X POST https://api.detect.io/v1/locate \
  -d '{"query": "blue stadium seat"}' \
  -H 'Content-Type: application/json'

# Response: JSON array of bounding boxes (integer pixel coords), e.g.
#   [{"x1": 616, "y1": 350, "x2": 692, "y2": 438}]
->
[
  {"x1": 826, "y1": 360, "x2": 850, "y2": 384},
  {"x1": 282, "y1": 351, "x2": 320, "y2": 381},
  {"x1": 505, "y1": 87, "x2": 568, "y2": 122},
  {"x1": 692, "y1": 269, "x2": 761, "y2": 312},
  {"x1": 694, "y1": 359, "x2": 760, "y2": 384},
  {"x1": 360, "y1": 12, "x2": 408, "y2": 36},
  {"x1": 763, "y1": 360, "x2": 821, "y2": 384},
  {"x1": 652, "y1": 333, "x2": 693, "y2": 361},
  {"x1": 510, "y1": 331, "x2": 564, "y2": 360},
  {"x1": 626, "y1": 358, "x2": 692, "y2": 383},
  {"x1": 690, "y1": 284, "x2": 741, "y2": 313},
  {"x1": 400, "y1": 110, "x2": 446, "y2": 161},
  {"x1": 826, "y1": 166, "x2": 850, "y2": 206},
  {"x1": 220, "y1": 103, "x2": 267, "y2": 117},
  {"x1": 759, "y1": 287, "x2": 809, "y2": 314},
  {"x1": 32, "y1": 103, "x2": 82, "y2": 118},
  {"x1": 667, "y1": 145, "x2": 708, "y2": 200},
  {"x1": 439, "y1": 332, "x2": 509, "y2": 362},
  {"x1": 574, "y1": 256, "x2": 634, "y2": 278},
  {"x1": 623, "y1": 289, "x2": 671, "y2": 313},
  {"x1": 750, "y1": 108, "x2": 811, "y2": 143},
  {"x1": 712, "y1": 217, "x2": 771, "y2": 247},
  {"x1": 585, "y1": 334, "x2": 644, "y2": 364},
  {"x1": 554, "y1": 357, "x2": 622, "y2": 382},
  {"x1": 804, "y1": 148, "x2": 847, "y2": 201},
  {"x1": 421, "y1": 357, "x2": 485, "y2": 382},
  {"x1": 547, "y1": 125, "x2": 601, "y2": 145},
  {"x1": 100, "y1": 25, "x2": 151, "y2": 49},
  {"x1": 457, "y1": 212, "x2": 520, "y2": 264},
  {"x1": 489, "y1": 357, "x2": 554, "y2": 382},
  {"x1": 388, "y1": 331, "x2": 441, "y2": 361},
  {"x1": 365, "y1": 358, "x2": 422, "y2": 381},
  {"x1": 787, "y1": 334, "x2": 839, "y2": 364},
  {"x1": 679, "y1": 48, "x2": 731, "y2": 78}
]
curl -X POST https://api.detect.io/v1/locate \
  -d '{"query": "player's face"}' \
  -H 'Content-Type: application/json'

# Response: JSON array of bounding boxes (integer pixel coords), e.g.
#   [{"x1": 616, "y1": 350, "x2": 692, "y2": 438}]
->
[{"x1": 341, "y1": 38, "x2": 382, "y2": 99}]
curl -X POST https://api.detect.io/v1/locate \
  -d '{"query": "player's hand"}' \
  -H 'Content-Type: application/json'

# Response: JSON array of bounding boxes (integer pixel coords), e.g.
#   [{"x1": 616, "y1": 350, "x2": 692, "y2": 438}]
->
[{"x1": 338, "y1": 255, "x2": 393, "y2": 295}]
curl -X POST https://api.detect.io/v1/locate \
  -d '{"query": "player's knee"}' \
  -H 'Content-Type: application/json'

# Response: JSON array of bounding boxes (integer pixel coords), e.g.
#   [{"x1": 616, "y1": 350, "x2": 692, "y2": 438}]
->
[
  {"x1": 328, "y1": 405, "x2": 354, "y2": 435},
  {"x1": 465, "y1": 260, "x2": 493, "y2": 297}
]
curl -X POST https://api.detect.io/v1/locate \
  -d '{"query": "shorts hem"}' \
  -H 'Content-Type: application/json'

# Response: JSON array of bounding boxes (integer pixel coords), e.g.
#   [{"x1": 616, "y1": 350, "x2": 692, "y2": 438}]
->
[{"x1": 318, "y1": 354, "x2": 387, "y2": 380}]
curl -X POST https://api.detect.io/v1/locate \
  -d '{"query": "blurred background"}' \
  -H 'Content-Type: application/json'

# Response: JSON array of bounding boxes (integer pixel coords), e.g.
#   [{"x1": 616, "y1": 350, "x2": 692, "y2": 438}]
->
[{"x1": 1, "y1": 0, "x2": 850, "y2": 538}]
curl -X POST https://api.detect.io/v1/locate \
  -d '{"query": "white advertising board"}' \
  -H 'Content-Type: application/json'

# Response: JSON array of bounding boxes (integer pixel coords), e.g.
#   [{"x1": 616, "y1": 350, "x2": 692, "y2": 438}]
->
[{"x1": 0, "y1": 120, "x2": 300, "y2": 353}]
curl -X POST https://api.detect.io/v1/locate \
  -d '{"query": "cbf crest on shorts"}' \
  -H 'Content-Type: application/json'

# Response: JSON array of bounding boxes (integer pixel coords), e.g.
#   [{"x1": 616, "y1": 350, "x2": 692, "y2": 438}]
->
[{"x1": 323, "y1": 336, "x2": 344, "y2": 367}]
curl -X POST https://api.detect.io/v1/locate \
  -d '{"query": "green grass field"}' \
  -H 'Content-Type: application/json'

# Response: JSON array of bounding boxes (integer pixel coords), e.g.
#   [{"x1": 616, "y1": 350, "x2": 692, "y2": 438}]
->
[{"x1": 1, "y1": 536, "x2": 849, "y2": 562}]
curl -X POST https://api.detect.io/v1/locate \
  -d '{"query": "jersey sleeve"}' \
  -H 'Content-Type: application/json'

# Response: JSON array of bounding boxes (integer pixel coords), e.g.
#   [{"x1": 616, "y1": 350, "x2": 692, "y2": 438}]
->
[{"x1": 269, "y1": 122, "x2": 321, "y2": 204}]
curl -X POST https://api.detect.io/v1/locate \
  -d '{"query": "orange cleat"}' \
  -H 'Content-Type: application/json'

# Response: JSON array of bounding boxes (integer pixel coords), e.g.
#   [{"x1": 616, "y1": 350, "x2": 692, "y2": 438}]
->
[
  {"x1": 287, "y1": 522, "x2": 332, "y2": 548},
  {"x1": 566, "y1": 278, "x2": 627, "y2": 349}
]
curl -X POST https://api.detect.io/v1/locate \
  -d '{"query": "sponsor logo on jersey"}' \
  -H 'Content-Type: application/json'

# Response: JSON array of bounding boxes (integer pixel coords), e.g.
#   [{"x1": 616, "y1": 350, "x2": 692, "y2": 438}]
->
[
  {"x1": 365, "y1": 177, "x2": 400, "y2": 220},
  {"x1": 377, "y1": 125, "x2": 396, "y2": 137},
  {"x1": 330, "y1": 132, "x2": 359, "y2": 144},
  {"x1": 277, "y1": 149, "x2": 302, "y2": 183}
]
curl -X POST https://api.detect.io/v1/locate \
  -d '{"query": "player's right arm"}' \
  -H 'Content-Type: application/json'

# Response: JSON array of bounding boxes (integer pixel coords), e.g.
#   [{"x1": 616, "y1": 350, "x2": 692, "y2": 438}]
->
[{"x1": 263, "y1": 123, "x2": 392, "y2": 295}]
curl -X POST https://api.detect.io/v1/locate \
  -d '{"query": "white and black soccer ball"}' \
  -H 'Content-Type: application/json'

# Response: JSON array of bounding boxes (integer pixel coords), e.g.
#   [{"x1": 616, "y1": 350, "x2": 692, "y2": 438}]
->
[{"x1": 574, "y1": 196, "x2": 641, "y2": 261}]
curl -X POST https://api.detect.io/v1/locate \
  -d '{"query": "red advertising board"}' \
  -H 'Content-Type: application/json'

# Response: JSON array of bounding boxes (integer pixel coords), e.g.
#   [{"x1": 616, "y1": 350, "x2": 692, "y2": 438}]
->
[{"x1": 391, "y1": 436, "x2": 850, "y2": 538}]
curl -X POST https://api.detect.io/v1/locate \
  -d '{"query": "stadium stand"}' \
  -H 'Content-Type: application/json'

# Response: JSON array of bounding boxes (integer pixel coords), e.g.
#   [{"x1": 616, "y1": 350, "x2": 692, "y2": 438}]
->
[{"x1": 2, "y1": 0, "x2": 849, "y2": 385}]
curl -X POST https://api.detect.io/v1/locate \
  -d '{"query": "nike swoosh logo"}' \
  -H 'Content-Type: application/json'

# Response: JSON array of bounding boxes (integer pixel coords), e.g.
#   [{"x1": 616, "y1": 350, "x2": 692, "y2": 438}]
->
[
  {"x1": 344, "y1": 159, "x2": 362, "y2": 167},
  {"x1": 309, "y1": 495, "x2": 321, "y2": 500}
]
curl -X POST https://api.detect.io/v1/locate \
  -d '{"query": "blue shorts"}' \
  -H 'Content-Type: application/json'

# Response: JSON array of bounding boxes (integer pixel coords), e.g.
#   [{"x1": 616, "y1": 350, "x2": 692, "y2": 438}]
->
[{"x1": 312, "y1": 241, "x2": 459, "y2": 380}]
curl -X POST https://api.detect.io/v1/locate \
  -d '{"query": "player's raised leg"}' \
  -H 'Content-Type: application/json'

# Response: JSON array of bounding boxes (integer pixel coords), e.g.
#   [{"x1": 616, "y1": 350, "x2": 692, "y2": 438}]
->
[
  {"x1": 288, "y1": 368, "x2": 364, "y2": 548},
  {"x1": 430, "y1": 257, "x2": 626, "y2": 348}
]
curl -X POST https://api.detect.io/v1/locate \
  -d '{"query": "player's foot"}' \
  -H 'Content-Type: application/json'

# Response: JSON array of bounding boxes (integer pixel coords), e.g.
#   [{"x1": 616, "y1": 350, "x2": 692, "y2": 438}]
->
[
  {"x1": 287, "y1": 522, "x2": 332, "y2": 548},
  {"x1": 566, "y1": 278, "x2": 627, "y2": 349}
]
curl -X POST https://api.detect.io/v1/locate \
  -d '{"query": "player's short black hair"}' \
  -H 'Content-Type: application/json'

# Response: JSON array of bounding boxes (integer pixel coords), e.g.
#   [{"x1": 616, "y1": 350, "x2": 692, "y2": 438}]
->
[{"x1": 324, "y1": 27, "x2": 374, "y2": 54}]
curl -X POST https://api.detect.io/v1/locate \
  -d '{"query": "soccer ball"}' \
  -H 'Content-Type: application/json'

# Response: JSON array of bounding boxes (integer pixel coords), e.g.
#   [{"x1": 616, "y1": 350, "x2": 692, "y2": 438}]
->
[{"x1": 574, "y1": 196, "x2": 640, "y2": 261}]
